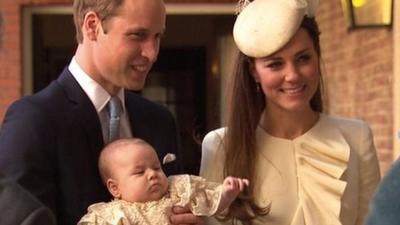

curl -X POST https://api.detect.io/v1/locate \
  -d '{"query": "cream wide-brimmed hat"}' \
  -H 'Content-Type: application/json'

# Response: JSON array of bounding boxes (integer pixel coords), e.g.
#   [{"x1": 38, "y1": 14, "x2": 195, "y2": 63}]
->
[{"x1": 233, "y1": 0, "x2": 319, "y2": 58}]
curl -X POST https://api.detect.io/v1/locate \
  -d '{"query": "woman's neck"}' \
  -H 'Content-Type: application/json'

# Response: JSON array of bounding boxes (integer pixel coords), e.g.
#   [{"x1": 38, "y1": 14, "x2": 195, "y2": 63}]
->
[{"x1": 259, "y1": 107, "x2": 320, "y2": 140}]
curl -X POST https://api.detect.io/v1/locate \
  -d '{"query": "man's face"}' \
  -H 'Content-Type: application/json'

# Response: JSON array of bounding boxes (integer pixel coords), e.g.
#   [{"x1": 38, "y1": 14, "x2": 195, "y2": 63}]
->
[{"x1": 91, "y1": 0, "x2": 166, "y2": 94}]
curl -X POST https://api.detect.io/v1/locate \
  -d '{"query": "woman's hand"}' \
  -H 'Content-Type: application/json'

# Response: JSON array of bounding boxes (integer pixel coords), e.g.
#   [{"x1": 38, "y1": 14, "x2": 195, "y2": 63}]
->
[{"x1": 170, "y1": 206, "x2": 204, "y2": 225}]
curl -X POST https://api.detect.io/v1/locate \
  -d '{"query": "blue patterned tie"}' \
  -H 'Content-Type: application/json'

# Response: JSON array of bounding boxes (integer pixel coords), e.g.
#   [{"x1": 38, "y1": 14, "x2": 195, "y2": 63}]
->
[{"x1": 108, "y1": 96, "x2": 122, "y2": 143}]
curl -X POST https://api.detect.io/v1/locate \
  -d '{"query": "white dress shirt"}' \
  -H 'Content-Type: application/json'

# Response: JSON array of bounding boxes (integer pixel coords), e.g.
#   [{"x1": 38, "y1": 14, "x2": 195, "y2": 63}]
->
[{"x1": 68, "y1": 57, "x2": 133, "y2": 142}]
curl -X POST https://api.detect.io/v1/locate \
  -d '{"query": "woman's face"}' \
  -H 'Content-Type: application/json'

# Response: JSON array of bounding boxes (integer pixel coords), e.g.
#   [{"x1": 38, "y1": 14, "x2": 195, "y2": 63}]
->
[{"x1": 251, "y1": 28, "x2": 320, "y2": 113}]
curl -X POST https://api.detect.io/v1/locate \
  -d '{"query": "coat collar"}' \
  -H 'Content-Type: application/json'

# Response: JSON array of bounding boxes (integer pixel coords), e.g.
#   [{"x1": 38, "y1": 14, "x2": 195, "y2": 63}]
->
[{"x1": 57, "y1": 67, "x2": 105, "y2": 148}]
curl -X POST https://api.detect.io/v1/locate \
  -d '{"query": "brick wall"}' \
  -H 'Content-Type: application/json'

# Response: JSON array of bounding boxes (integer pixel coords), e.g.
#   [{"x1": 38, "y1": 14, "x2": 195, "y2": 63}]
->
[
  {"x1": 0, "y1": 0, "x2": 394, "y2": 174},
  {"x1": 0, "y1": 0, "x2": 23, "y2": 121},
  {"x1": 0, "y1": 0, "x2": 236, "y2": 120},
  {"x1": 318, "y1": 0, "x2": 393, "y2": 174},
  {"x1": 0, "y1": 0, "x2": 72, "y2": 120}
]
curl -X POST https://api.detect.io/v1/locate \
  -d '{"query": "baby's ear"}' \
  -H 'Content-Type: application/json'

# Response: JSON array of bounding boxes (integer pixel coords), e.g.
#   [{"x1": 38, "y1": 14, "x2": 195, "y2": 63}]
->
[{"x1": 106, "y1": 178, "x2": 120, "y2": 199}]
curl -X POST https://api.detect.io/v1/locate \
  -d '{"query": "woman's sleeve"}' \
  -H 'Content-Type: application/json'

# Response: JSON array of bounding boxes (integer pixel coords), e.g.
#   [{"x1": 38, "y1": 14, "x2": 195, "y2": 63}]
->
[
  {"x1": 198, "y1": 129, "x2": 227, "y2": 224},
  {"x1": 200, "y1": 129, "x2": 225, "y2": 182}
]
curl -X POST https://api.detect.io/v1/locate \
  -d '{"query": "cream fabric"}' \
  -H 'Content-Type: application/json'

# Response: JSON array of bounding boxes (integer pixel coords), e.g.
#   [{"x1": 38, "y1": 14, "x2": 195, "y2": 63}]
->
[
  {"x1": 200, "y1": 114, "x2": 380, "y2": 225},
  {"x1": 233, "y1": 0, "x2": 319, "y2": 57},
  {"x1": 78, "y1": 175, "x2": 223, "y2": 225}
]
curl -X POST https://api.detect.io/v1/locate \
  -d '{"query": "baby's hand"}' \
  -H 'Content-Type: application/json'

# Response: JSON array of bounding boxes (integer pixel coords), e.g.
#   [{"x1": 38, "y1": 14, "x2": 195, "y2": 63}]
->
[
  {"x1": 223, "y1": 176, "x2": 249, "y2": 195},
  {"x1": 217, "y1": 177, "x2": 249, "y2": 213}
]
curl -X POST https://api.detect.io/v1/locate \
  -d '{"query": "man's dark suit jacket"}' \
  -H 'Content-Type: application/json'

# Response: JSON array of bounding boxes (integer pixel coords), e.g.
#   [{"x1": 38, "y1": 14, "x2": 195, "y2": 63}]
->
[
  {"x1": 0, "y1": 173, "x2": 56, "y2": 225},
  {"x1": 0, "y1": 68, "x2": 183, "y2": 225}
]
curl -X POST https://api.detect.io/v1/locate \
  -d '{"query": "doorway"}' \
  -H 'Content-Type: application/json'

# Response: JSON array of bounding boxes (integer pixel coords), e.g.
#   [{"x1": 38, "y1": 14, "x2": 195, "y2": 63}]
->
[
  {"x1": 145, "y1": 47, "x2": 206, "y2": 174},
  {"x1": 27, "y1": 9, "x2": 235, "y2": 175}
]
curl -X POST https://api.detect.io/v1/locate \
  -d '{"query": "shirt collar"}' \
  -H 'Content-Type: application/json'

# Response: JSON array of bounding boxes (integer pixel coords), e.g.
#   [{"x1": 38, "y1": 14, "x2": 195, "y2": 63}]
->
[{"x1": 68, "y1": 57, "x2": 126, "y2": 113}]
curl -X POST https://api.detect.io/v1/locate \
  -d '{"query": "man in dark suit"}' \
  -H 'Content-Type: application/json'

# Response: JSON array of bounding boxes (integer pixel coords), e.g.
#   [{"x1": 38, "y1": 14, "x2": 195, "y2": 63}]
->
[
  {"x1": 0, "y1": 173, "x2": 57, "y2": 225},
  {"x1": 0, "y1": 0, "x2": 202, "y2": 225}
]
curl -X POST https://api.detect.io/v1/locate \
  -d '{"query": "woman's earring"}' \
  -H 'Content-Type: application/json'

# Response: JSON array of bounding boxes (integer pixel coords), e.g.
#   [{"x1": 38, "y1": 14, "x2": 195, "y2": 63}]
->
[{"x1": 256, "y1": 82, "x2": 261, "y2": 92}]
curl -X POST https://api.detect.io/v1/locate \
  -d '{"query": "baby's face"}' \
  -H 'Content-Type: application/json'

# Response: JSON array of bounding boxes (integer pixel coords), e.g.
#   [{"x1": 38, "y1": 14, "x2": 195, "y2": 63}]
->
[{"x1": 111, "y1": 143, "x2": 169, "y2": 202}]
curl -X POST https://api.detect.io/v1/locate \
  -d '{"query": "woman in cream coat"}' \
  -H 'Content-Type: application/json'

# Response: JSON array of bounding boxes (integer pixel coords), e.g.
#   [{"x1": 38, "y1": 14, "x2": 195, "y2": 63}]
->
[{"x1": 200, "y1": 0, "x2": 380, "y2": 225}]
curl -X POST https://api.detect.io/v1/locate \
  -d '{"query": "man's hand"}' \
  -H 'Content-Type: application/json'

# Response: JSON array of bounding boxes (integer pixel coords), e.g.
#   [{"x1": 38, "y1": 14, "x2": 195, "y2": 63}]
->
[{"x1": 170, "y1": 206, "x2": 204, "y2": 225}]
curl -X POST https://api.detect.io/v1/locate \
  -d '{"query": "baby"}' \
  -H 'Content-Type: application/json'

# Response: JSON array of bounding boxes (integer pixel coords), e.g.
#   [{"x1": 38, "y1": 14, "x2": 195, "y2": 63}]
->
[{"x1": 78, "y1": 138, "x2": 248, "y2": 225}]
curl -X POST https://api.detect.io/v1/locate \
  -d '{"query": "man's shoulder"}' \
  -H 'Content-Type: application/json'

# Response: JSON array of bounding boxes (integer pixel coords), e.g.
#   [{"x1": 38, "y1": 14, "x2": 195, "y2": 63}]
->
[
  {"x1": 7, "y1": 69, "x2": 86, "y2": 116},
  {"x1": 6, "y1": 81, "x2": 69, "y2": 119}
]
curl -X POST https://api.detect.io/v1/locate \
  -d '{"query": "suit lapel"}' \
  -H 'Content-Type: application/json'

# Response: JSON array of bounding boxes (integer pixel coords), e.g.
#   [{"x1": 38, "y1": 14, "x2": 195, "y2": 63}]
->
[
  {"x1": 125, "y1": 91, "x2": 137, "y2": 137},
  {"x1": 57, "y1": 68, "x2": 104, "y2": 150}
]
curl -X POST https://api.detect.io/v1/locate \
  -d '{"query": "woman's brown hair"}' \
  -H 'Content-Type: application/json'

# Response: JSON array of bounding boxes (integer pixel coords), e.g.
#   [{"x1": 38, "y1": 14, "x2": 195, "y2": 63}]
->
[{"x1": 220, "y1": 16, "x2": 322, "y2": 225}]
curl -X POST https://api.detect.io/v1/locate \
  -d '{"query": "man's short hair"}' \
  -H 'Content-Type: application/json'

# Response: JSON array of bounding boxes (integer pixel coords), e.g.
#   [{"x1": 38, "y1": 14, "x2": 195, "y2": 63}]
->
[{"x1": 72, "y1": 0, "x2": 124, "y2": 43}]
